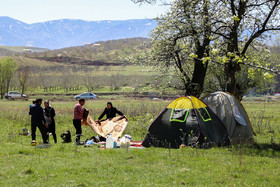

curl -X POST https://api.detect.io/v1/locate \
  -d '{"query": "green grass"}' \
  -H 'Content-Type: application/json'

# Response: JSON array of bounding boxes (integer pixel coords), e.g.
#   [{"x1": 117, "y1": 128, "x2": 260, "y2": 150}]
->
[{"x1": 0, "y1": 99, "x2": 279, "y2": 186}]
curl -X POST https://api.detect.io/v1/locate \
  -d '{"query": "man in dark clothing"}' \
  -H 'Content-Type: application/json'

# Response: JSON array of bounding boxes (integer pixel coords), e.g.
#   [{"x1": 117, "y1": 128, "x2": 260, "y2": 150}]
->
[
  {"x1": 98, "y1": 102, "x2": 124, "y2": 121},
  {"x1": 29, "y1": 98, "x2": 49, "y2": 144},
  {"x1": 73, "y1": 98, "x2": 85, "y2": 145},
  {"x1": 44, "y1": 100, "x2": 57, "y2": 143}
]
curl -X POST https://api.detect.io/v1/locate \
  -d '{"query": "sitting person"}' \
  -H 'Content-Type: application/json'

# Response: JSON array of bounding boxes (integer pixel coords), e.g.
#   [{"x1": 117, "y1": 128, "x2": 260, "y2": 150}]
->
[{"x1": 98, "y1": 102, "x2": 124, "y2": 121}]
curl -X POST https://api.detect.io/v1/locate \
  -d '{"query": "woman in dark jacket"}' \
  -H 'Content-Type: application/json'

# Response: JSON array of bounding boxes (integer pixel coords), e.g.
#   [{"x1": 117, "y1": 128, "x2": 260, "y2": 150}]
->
[
  {"x1": 44, "y1": 100, "x2": 57, "y2": 143},
  {"x1": 98, "y1": 102, "x2": 124, "y2": 121}
]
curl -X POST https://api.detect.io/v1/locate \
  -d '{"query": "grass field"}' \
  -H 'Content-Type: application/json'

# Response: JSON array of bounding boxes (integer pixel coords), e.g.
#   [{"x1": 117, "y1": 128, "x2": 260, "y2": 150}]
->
[{"x1": 0, "y1": 98, "x2": 279, "y2": 186}]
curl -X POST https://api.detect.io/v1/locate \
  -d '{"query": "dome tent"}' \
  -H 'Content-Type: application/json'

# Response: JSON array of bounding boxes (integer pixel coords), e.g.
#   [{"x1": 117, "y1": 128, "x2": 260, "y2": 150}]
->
[
  {"x1": 201, "y1": 92, "x2": 254, "y2": 144},
  {"x1": 142, "y1": 96, "x2": 230, "y2": 148}
]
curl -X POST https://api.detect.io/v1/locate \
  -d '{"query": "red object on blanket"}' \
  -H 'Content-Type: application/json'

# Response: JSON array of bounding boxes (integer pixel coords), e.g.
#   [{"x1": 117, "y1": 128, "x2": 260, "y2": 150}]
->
[{"x1": 130, "y1": 141, "x2": 143, "y2": 147}]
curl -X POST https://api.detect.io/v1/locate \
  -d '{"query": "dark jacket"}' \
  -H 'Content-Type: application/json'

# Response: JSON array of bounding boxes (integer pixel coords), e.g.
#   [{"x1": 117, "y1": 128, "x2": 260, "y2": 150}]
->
[
  {"x1": 44, "y1": 106, "x2": 56, "y2": 125},
  {"x1": 98, "y1": 107, "x2": 123, "y2": 120},
  {"x1": 29, "y1": 104, "x2": 46, "y2": 123}
]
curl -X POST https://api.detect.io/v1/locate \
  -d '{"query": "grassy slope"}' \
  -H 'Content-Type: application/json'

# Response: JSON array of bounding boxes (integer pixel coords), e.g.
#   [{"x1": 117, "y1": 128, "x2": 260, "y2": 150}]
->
[
  {"x1": 0, "y1": 99, "x2": 279, "y2": 186},
  {"x1": 27, "y1": 37, "x2": 149, "y2": 63}
]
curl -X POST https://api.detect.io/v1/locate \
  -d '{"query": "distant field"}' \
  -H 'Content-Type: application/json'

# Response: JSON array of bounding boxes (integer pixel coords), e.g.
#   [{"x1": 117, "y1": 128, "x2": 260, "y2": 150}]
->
[
  {"x1": 0, "y1": 98, "x2": 279, "y2": 186},
  {"x1": 0, "y1": 46, "x2": 49, "y2": 53},
  {"x1": 6, "y1": 56, "x2": 167, "y2": 98}
]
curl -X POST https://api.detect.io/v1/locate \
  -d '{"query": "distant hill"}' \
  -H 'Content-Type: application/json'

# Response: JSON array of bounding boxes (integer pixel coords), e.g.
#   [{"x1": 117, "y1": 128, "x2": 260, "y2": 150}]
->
[
  {"x1": 0, "y1": 46, "x2": 48, "y2": 53},
  {"x1": 27, "y1": 37, "x2": 150, "y2": 65},
  {"x1": 0, "y1": 16, "x2": 156, "y2": 49},
  {"x1": 0, "y1": 47, "x2": 16, "y2": 56}
]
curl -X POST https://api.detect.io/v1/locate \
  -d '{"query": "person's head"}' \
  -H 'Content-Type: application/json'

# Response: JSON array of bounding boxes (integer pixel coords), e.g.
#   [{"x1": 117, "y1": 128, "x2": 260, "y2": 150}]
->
[
  {"x1": 44, "y1": 100, "x2": 49, "y2": 108},
  {"x1": 32, "y1": 100, "x2": 36, "y2": 104},
  {"x1": 107, "y1": 102, "x2": 112, "y2": 109},
  {"x1": 35, "y1": 98, "x2": 43, "y2": 105},
  {"x1": 79, "y1": 98, "x2": 85, "y2": 106}
]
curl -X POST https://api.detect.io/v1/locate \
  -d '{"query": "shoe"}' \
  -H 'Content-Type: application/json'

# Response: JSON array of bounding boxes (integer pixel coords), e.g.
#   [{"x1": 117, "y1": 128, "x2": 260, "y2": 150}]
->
[{"x1": 31, "y1": 140, "x2": 37, "y2": 146}]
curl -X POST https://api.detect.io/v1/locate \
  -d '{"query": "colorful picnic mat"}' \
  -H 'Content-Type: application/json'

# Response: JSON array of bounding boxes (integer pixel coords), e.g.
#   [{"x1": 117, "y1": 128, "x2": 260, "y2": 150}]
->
[{"x1": 83, "y1": 115, "x2": 128, "y2": 139}]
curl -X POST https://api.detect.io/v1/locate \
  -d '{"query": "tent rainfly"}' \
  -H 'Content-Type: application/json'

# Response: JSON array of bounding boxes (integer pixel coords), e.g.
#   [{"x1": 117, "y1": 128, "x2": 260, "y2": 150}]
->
[
  {"x1": 142, "y1": 96, "x2": 230, "y2": 148},
  {"x1": 201, "y1": 91, "x2": 254, "y2": 144}
]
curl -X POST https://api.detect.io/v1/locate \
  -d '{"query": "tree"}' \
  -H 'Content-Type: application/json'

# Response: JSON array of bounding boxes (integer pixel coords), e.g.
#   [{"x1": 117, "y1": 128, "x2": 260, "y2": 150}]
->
[
  {"x1": 0, "y1": 57, "x2": 18, "y2": 99},
  {"x1": 134, "y1": 0, "x2": 280, "y2": 98},
  {"x1": 212, "y1": 0, "x2": 280, "y2": 97},
  {"x1": 204, "y1": 45, "x2": 277, "y2": 99},
  {"x1": 17, "y1": 66, "x2": 30, "y2": 96},
  {"x1": 148, "y1": 0, "x2": 213, "y2": 96}
]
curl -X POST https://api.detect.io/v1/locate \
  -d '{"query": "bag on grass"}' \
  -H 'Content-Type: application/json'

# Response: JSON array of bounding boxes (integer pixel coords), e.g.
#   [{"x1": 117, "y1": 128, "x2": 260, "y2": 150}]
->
[{"x1": 61, "y1": 130, "x2": 72, "y2": 143}]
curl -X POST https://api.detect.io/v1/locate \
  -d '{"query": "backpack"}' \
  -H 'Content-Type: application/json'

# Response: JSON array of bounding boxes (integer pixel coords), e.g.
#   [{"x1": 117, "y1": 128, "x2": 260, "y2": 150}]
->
[{"x1": 61, "y1": 130, "x2": 72, "y2": 143}]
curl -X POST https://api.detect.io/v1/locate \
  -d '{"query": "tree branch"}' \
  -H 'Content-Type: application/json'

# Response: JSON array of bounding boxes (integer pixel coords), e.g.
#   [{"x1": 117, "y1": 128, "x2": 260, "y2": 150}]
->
[{"x1": 241, "y1": 0, "x2": 280, "y2": 55}]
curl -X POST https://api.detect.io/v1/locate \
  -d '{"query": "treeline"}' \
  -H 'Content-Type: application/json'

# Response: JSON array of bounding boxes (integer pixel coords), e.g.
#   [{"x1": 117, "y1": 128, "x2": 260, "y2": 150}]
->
[{"x1": 4, "y1": 64, "x2": 157, "y2": 96}]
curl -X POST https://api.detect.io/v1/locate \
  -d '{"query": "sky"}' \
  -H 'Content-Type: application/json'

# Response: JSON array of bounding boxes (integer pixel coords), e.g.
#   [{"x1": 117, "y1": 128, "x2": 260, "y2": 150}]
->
[{"x1": 0, "y1": 0, "x2": 171, "y2": 24}]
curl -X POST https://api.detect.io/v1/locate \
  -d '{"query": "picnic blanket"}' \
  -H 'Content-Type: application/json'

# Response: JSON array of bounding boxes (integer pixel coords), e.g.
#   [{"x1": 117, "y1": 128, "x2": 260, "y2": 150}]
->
[{"x1": 83, "y1": 115, "x2": 128, "y2": 139}]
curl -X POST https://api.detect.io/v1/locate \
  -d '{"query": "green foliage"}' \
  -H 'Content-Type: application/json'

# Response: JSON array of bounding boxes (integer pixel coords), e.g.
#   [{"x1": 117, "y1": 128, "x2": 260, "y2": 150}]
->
[
  {"x1": 0, "y1": 57, "x2": 18, "y2": 98},
  {"x1": 140, "y1": 0, "x2": 280, "y2": 98},
  {"x1": 204, "y1": 45, "x2": 279, "y2": 98},
  {"x1": 143, "y1": 0, "x2": 214, "y2": 96}
]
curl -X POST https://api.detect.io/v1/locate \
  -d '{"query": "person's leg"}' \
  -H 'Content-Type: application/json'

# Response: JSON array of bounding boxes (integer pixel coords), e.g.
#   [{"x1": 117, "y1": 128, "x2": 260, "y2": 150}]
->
[
  {"x1": 37, "y1": 121, "x2": 49, "y2": 143},
  {"x1": 50, "y1": 122, "x2": 57, "y2": 143},
  {"x1": 73, "y1": 119, "x2": 82, "y2": 142},
  {"x1": 31, "y1": 121, "x2": 36, "y2": 141}
]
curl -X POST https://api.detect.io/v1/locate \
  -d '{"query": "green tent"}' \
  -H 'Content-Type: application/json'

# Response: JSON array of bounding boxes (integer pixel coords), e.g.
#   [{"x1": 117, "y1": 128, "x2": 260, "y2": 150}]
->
[
  {"x1": 201, "y1": 92, "x2": 254, "y2": 144},
  {"x1": 142, "y1": 96, "x2": 229, "y2": 148}
]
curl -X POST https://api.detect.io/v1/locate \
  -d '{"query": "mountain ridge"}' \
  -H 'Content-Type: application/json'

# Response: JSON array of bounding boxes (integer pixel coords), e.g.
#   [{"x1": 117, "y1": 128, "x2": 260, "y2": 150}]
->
[{"x1": 0, "y1": 16, "x2": 156, "y2": 49}]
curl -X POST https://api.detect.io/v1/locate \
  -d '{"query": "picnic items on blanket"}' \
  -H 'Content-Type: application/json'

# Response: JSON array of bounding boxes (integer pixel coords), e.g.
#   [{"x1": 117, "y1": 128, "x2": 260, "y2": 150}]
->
[
  {"x1": 83, "y1": 115, "x2": 128, "y2": 139},
  {"x1": 130, "y1": 141, "x2": 143, "y2": 147},
  {"x1": 106, "y1": 134, "x2": 114, "y2": 149},
  {"x1": 84, "y1": 140, "x2": 96, "y2": 147},
  {"x1": 83, "y1": 134, "x2": 143, "y2": 149},
  {"x1": 119, "y1": 134, "x2": 132, "y2": 148}
]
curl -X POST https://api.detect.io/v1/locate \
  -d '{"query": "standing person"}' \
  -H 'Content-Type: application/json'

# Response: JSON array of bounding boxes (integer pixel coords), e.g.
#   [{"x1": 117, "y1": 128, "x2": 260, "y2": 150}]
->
[
  {"x1": 29, "y1": 98, "x2": 49, "y2": 144},
  {"x1": 44, "y1": 100, "x2": 57, "y2": 143},
  {"x1": 73, "y1": 98, "x2": 85, "y2": 145},
  {"x1": 98, "y1": 102, "x2": 124, "y2": 121}
]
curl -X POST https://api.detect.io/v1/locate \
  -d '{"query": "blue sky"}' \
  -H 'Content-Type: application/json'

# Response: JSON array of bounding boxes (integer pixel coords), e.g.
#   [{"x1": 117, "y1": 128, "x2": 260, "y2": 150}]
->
[{"x1": 0, "y1": 0, "x2": 171, "y2": 24}]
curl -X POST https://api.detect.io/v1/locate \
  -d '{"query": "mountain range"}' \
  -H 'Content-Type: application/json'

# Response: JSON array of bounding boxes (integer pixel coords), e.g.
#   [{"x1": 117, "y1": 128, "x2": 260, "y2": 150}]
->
[{"x1": 0, "y1": 16, "x2": 156, "y2": 49}]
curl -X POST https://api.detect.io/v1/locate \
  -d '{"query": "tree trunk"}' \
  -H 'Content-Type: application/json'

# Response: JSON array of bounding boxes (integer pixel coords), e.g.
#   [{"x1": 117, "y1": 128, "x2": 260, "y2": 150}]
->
[
  {"x1": 190, "y1": 58, "x2": 208, "y2": 97},
  {"x1": 21, "y1": 86, "x2": 25, "y2": 97},
  {"x1": 225, "y1": 60, "x2": 241, "y2": 98},
  {"x1": 0, "y1": 81, "x2": 5, "y2": 99},
  {"x1": 6, "y1": 79, "x2": 11, "y2": 95}
]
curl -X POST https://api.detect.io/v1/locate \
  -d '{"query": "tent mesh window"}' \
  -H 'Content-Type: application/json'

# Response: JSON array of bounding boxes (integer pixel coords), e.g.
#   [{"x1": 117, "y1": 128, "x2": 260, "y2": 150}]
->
[
  {"x1": 170, "y1": 109, "x2": 189, "y2": 122},
  {"x1": 197, "y1": 108, "x2": 212, "y2": 122},
  {"x1": 231, "y1": 104, "x2": 247, "y2": 126}
]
